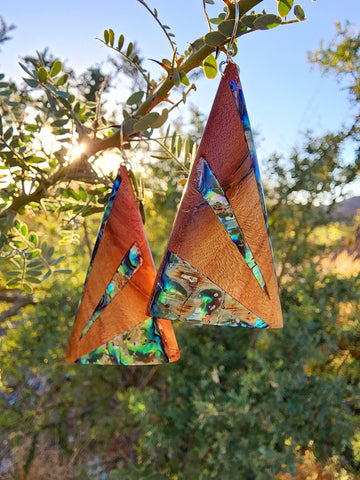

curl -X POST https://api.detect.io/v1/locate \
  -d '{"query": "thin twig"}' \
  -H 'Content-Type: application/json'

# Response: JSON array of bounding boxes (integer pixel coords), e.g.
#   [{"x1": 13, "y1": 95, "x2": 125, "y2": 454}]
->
[{"x1": 136, "y1": 0, "x2": 177, "y2": 54}]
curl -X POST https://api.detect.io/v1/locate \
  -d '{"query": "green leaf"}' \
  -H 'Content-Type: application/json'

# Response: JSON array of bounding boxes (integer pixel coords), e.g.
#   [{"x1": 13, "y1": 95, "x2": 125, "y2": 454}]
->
[
  {"x1": 253, "y1": 14, "x2": 282, "y2": 30},
  {"x1": 22, "y1": 282, "x2": 33, "y2": 293},
  {"x1": 26, "y1": 268, "x2": 43, "y2": 277},
  {"x1": 23, "y1": 77, "x2": 39, "y2": 88},
  {"x1": 51, "y1": 118, "x2": 68, "y2": 127},
  {"x1": 4, "y1": 127, "x2": 13, "y2": 141},
  {"x1": 278, "y1": 0, "x2": 294, "y2": 17},
  {"x1": 118, "y1": 34, "x2": 124, "y2": 51},
  {"x1": 54, "y1": 269, "x2": 72, "y2": 274},
  {"x1": 171, "y1": 132, "x2": 177, "y2": 152},
  {"x1": 109, "y1": 28, "x2": 115, "y2": 47},
  {"x1": 25, "y1": 276, "x2": 42, "y2": 284},
  {"x1": 134, "y1": 112, "x2": 160, "y2": 132},
  {"x1": 203, "y1": 54, "x2": 217, "y2": 79},
  {"x1": 0, "y1": 89, "x2": 12, "y2": 97},
  {"x1": 49, "y1": 60, "x2": 62, "y2": 77},
  {"x1": 126, "y1": 91, "x2": 145, "y2": 106},
  {"x1": 37, "y1": 67, "x2": 48, "y2": 83},
  {"x1": 151, "y1": 109, "x2": 169, "y2": 129},
  {"x1": 24, "y1": 124, "x2": 39, "y2": 132},
  {"x1": 67, "y1": 188, "x2": 80, "y2": 200},
  {"x1": 240, "y1": 14, "x2": 260, "y2": 29},
  {"x1": 218, "y1": 19, "x2": 246, "y2": 37},
  {"x1": 51, "y1": 255, "x2": 65, "y2": 266},
  {"x1": 191, "y1": 38, "x2": 205, "y2": 50},
  {"x1": 7, "y1": 271, "x2": 21, "y2": 277},
  {"x1": 126, "y1": 42, "x2": 133, "y2": 57},
  {"x1": 52, "y1": 128, "x2": 70, "y2": 136},
  {"x1": 294, "y1": 5, "x2": 305, "y2": 21},
  {"x1": 46, "y1": 246, "x2": 55, "y2": 260},
  {"x1": 56, "y1": 74, "x2": 69, "y2": 86},
  {"x1": 54, "y1": 90, "x2": 69, "y2": 99},
  {"x1": 19, "y1": 62, "x2": 33, "y2": 77},
  {"x1": 204, "y1": 31, "x2": 227, "y2": 47},
  {"x1": 176, "y1": 136, "x2": 183, "y2": 157},
  {"x1": 104, "y1": 29, "x2": 109, "y2": 44},
  {"x1": 173, "y1": 68, "x2": 180, "y2": 87},
  {"x1": 209, "y1": 17, "x2": 224, "y2": 25},
  {"x1": 78, "y1": 187, "x2": 87, "y2": 202},
  {"x1": 28, "y1": 249, "x2": 41, "y2": 259},
  {"x1": 180, "y1": 71, "x2": 190, "y2": 86},
  {"x1": 28, "y1": 233, "x2": 38, "y2": 246},
  {"x1": 41, "y1": 269, "x2": 52, "y2": 281},
  {"x1": 25, "y1": 156, "x2": 46, "y2": 164},
  {"x1": 41, "y1": 241, "x2": 48, "y2": 254},
  {"x1": 20, "y1": 224, "x2": 28, "y2": 236},
  {"x1": 205, "y1": 0, "x2": 215, "y2": 4},
  {"x1": 7, "y1": 278, "x2": 20, "y2": 287}
]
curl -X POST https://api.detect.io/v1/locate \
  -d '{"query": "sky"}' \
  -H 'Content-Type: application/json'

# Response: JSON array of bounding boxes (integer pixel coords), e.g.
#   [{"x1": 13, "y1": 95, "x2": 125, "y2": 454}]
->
[{"x1": 0, "y1": 0, "x2": 360, "y2": 189}]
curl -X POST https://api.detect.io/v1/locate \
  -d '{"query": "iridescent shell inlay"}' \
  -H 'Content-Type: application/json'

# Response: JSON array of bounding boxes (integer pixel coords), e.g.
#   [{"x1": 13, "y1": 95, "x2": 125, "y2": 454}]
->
[
  {"x1": 198, "y1": 157, "x2": 265, "y2": 289},
  {"x1": 230, "y1": 80, "x2": 268, "y2": 230},
  {"x1": 150, "y1": 251, "x2": 268, "y2": 328},
  {"x1": 77, "y1": 317, "x2": 169, "y2": 365},
  {"x1": 80, "y1": 244, "x2": 142, "y2": 339}
]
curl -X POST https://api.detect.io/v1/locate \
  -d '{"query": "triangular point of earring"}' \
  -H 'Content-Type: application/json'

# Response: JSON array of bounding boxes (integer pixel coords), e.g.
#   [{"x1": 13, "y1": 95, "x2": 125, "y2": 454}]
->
[
  {"x1": 66, "y1": 166, "x2": 180, "y2": 364},
  {"x1": 149, "y1": 62, "x2": 282, "y2": 328}
]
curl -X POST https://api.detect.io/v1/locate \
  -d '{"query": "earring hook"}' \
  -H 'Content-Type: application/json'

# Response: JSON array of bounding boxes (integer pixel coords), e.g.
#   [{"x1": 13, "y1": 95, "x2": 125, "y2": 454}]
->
[
  {"x1": 119, "y1": 122, "x2": 131, "y2": 169},
  {"x1": 227, "y1": 0, "x2": 240, "y2": 63},
  {"x1": 219, "y1": 0, "x2": 240, "y2": 75}
]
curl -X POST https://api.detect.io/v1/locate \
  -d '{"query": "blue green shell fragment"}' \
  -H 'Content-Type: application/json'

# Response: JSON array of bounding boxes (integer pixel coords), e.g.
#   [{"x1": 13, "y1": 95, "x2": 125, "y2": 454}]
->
[
  {"x1": 80, "y1": 244, "x2": 142, "y2": 339},
  {"x1": 150, "y1": 251, "x2": 268, "y2": 328},
  {"x1": 77, "y1": 317, "x2": 169, "y2": 365},
  {"x1": 198, "y1": 157, "x2": 265, "y2": 289}
]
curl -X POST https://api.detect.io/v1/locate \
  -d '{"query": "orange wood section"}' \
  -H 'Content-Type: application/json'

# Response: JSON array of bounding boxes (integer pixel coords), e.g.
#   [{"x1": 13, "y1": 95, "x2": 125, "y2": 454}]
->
[
  {"x1": 150, "y1": 63, "x2": 283, "y2": 328},
  {"x1": 66, "y1": 166, "x2": 179, "y2": 363}
]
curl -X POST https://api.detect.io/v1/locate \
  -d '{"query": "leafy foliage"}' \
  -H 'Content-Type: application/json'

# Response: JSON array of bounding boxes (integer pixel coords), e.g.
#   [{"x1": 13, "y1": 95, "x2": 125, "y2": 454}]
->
[{"x1": 0, "y1": 3, "x2": 359, "y2": 480}]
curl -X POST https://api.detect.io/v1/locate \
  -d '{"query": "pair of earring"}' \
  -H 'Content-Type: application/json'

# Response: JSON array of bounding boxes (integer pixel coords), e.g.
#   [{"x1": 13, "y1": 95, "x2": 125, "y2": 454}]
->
[{"x1": 65, "y1": 62, "x2": 283, "y2": 366}]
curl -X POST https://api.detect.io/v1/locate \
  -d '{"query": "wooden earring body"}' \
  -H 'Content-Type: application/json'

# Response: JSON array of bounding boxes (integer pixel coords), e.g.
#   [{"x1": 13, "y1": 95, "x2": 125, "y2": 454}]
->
[
  {"x1": 66, "y1": 166, "x2": 180, "y2": 365},
  {"x1": 149, "y1": 63, "x2": 283, "y2": 329}
]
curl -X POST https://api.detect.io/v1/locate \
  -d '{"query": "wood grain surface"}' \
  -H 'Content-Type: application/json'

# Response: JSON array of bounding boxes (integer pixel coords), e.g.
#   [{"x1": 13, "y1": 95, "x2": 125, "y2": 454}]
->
[
  {"x1": 66, "y1": 166, "x2": 180, "y2": 363},
  {"x1": 149, "y1": 63, "x2": 283, "y2": 328}
]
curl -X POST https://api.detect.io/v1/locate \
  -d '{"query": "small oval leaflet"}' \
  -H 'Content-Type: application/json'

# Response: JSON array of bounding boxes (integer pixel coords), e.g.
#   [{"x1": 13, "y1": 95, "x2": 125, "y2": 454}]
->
[
  {"x1": 126, "y1": 91, "x2": 145, "y2": 106},
  {"x1": 134, "y1": 112, "x2": 160, "y2": 131},
  {"x1": 37, "y1": 67, "x2": 48, "y2": 83},
  {"x1": 118, "y1": 34, "x2": 124, "y2": 51},
  {"x1": 278, "y1": 0, "x2": 294, "y2": 18},
  {"x1": 50, "y1": 61, "x2": 62, "y2": 78},
  {"x1": 294, "y1": 4, "x2": 305, "y2": 21},
  {"x1": 109, "y1": 29, "x2": 115, "y2": 47},
  {"x1": 218, "y1": 19, "x2": 246, "y2": 38},
  {"x1": 203, "y1": 54, "x2": 217, "y2": 79},
  {"x1": 151, "y1": 109, "x2": 169, "y2": 129},
  {"x1": 253, "y1": 14, "x2": 282, "y2": 30},
  {"x1": 240, "y1": 14, "x2": 260, "y2": 29},
  {"x1": 204, "y1": 31, "x2": 227, "y2": 47}
]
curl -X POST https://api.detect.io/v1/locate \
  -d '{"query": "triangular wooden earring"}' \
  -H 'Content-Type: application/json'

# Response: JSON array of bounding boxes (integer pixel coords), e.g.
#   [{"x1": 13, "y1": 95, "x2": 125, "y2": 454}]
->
[
  {"x1": 148, "y1": 62, "x2": 282, "y2": 329},
  {"x1": 66, "y1": 165, "x2": 180, "y2": 365}
]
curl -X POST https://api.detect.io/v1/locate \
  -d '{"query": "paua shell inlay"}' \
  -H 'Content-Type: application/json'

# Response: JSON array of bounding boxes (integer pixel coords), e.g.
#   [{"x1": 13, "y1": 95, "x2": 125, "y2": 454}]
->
[
  {"x1": 80, "y1": 244, "x2": 142, "y2": 339},
  {"x1": 150, "y1": 251, "x2": 268, "y2": 328},
  {"x1": 197, "y1": 157, "x2": 265, "y2": 289},
  {"x1": 77, "y1": 317, "x2": 169, "y2": 365}
]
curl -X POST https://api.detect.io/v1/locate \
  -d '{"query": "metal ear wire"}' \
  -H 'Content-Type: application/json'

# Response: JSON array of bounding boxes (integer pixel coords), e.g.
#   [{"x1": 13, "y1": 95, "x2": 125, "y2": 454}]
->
[
  {"x1": 220, "y1": 0, "x2": 240, "y2": 76},
  {"x1": 119, "y1": 122, "x2": 132, "y2": 170}
]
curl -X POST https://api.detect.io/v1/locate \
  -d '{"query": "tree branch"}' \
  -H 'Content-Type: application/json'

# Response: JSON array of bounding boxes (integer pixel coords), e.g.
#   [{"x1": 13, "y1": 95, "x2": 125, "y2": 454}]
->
[
  {"x1": 0, "y1": 0, "x2": 265, "y2": 236},
  {"x1": 0, "y1": 292, "x2": 35, "y2": 330}
]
